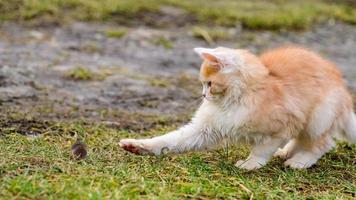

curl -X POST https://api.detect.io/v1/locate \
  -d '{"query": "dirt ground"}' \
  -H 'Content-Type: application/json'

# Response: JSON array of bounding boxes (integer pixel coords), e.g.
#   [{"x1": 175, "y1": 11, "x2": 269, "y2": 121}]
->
[{"x1": 1, "y1": 21, "x2": 356, "y2": 120}]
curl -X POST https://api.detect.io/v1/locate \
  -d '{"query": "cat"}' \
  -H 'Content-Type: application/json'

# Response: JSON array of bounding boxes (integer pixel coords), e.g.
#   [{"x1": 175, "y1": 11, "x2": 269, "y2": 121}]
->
[{"x1": 119, "y1": 46, "x2": 356, "y2": 170}]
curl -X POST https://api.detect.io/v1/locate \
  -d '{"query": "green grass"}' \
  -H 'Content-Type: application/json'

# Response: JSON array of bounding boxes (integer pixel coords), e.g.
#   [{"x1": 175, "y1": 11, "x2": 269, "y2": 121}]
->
[
  {"x1": 152, "y1": 37, "x2": 174, "y2": 49},
  {"x1": 0, "y1": 0, "x2": 355, "y2": 30},
  {"x1": 172, "y1": 0, "x2": 356, "y2": 30},
  {"x1": 148, "y1": 78, "x2": 171, "y2": 88},
  {"x1": 66, "y1": 66, "x2": 101, "y2": 81},
  {"x1": 0, "y1": 111, "x2": 355, "y2": 199},
  {"x1": 105, "y1": 29, "x2": 127, "y2": 39},
  {"x1": 192, "y1": 26, "x2": 232, "y2": 45}
]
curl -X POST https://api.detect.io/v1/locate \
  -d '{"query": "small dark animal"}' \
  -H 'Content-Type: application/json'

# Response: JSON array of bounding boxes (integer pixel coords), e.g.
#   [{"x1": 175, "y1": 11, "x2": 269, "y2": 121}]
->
[{"x1": 71, "y1": 140, "x2": 87, "y2": 160}]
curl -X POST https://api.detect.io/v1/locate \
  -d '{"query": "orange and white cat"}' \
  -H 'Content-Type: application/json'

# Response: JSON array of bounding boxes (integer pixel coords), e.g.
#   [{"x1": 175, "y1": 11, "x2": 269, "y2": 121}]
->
[{"x1": 119, "y1": 46, "x2": 356, "y2": 170}]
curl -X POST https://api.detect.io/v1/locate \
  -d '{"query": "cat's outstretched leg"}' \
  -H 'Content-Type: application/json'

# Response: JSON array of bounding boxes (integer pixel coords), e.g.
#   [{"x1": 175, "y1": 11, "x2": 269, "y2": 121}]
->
[
  {"x1": 284, "y1": 133, "x2": 335, "y2": 169},
  {"x1": 120, "y1": 123, "x2": 220, "y2": 156},
  {"x1": 235, "y1": 137, "x2": 287, "y2": 170}
]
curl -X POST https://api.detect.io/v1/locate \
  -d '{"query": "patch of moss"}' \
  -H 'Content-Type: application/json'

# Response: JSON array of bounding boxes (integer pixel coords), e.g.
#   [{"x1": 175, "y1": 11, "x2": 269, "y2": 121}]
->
[
  {"x1": 149, "y1": 79, "x2": 171, "y2": 88},
  {"x1": 153, "y1": 37, "x2": 174, "y2": 49},
  {"x1": 105, "y1": 29, "x2": 126, "y2": 39},
  {"x1": 66, "y1": 66, "x2": 97, "y2": 81}
]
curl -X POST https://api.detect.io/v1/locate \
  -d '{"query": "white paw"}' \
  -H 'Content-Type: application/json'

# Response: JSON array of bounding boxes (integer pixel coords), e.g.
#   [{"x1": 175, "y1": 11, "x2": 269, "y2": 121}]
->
[
  {"x1": 274, "y1": 148, "x2": 290, "y2": 159},
  {"x1": 235, "y1": 157, "x2": 267, "y2": 170},
  {"x1": 284, "y1": 156, "x2": 317, "y2": 169},
  {"x1": 119, "y1": 139, "x2": 152, "y2": 155}
]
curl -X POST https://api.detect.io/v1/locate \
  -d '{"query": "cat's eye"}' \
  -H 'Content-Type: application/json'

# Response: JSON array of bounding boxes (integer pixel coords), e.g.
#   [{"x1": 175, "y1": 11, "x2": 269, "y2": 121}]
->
[{"x1": 207, "y1": 81, "x2": 212, "y2": 87}]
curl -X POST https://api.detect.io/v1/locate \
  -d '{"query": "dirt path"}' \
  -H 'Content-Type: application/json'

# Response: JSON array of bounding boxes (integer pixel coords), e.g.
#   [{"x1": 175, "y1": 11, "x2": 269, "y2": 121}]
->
[{"x1": 0, "y1": 22, "x2": 355, "y2": 119}]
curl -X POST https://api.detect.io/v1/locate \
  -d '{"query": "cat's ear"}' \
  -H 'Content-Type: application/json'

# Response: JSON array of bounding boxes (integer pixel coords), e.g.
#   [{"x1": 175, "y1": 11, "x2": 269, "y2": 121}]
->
[
  {"x1": 193, "y1": 47, "x2": 243, "y2": 69},
  {"x1": 194, "y1": 48, "x2": 219, "y2": 64}
]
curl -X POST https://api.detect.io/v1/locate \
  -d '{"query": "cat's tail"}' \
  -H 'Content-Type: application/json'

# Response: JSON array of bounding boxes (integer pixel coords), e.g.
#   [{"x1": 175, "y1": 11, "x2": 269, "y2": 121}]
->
[{"x1": 342, "y1": 111, "x2": 356, "y2": 144}]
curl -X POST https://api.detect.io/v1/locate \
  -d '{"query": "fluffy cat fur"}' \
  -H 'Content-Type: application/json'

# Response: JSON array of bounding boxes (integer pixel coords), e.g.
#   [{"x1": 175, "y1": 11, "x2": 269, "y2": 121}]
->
[{"x1": 119, "y1": 46, "x2": 356, "y2": 170}]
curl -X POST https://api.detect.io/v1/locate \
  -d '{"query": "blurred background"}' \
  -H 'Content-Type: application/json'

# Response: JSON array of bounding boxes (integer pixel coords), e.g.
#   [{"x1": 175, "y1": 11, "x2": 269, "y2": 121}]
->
[{"x1": 0, "y1": 0, "x2": 355, "y2": 121}]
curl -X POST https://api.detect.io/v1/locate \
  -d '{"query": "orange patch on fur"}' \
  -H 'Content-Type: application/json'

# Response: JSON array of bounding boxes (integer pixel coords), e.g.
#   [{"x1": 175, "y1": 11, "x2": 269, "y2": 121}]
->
[{"x1": 200, "y1": 60, "x2": 220, "y2": 80}]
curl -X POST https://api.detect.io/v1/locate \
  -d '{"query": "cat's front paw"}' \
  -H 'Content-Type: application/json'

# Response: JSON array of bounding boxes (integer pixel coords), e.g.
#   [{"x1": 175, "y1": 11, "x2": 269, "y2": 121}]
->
[
  {"x1": 119, "y1": 139, "x2": 152, "y2": 155},
  {"x1": 235, "y1": 157, "x2": 267, "y2": 170}
]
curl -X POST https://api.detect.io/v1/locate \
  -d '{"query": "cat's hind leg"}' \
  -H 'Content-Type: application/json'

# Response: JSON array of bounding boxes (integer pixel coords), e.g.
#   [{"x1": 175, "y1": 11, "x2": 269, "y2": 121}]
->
[
  {"x1": 283, "y1": 90, "x2": 344, "y2": 169},
  {"x1": 284, "y1": 90, "x2": 346, "y2": 168},
  {"x1": 284, "y1": 132, "x2": 335, "y2": 169}
]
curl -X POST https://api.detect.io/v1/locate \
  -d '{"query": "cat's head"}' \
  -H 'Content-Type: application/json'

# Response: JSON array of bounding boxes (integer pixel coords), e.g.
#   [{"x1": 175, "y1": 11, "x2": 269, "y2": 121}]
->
[{"x1": 194, "y1": 47, "x2": 268, "y2": 103}]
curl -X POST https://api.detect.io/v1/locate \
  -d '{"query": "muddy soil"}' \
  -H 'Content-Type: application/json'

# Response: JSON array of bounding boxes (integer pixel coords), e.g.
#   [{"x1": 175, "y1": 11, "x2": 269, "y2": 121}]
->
[{"x1": 0, "y1": 22, "x2": 355, "y2": 120}]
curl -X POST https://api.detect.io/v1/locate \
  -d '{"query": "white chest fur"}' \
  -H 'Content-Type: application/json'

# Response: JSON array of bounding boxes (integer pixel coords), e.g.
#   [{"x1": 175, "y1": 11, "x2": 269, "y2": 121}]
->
[{"x1": 194, "y1": 101, "x2": 255, "y2": 139}]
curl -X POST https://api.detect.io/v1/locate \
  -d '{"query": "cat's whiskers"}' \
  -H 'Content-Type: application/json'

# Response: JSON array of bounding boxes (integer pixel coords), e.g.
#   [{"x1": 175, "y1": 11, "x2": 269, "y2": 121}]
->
[{"x1": 185, "y1": 95, "x2": 204, "y2": 108}]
